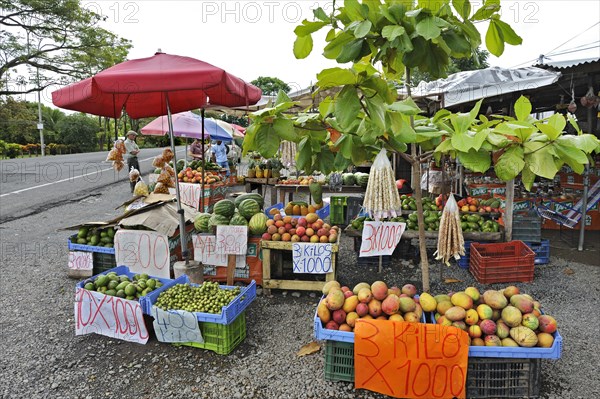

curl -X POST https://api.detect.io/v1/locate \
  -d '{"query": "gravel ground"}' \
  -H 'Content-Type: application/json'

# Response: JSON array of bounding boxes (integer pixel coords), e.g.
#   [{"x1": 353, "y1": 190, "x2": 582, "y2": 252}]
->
[{"x1": 1, "y1": 181, "x2": 599, "y2": 399}]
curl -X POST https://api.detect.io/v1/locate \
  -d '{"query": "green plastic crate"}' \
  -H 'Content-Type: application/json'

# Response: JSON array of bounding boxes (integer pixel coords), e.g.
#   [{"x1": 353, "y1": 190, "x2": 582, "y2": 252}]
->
[
  {"x1": 174, "y1": 312, "x2": 246, "y2": 355},
  {"x1": 329, "y1": 196, "x2": 347, "y2": 225},
  {"x1": 92, "y1": 252, "x2": 117, "y2": 275},
  {"x1": 324, "y1": 340, "x2": 354, "y2": 382}
]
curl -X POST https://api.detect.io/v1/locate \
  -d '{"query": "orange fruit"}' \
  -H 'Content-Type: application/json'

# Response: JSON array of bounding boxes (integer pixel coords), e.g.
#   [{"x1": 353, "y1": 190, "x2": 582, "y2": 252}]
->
[{"x1": 282, "y1": 233, "x2": 291, "y2": 242}]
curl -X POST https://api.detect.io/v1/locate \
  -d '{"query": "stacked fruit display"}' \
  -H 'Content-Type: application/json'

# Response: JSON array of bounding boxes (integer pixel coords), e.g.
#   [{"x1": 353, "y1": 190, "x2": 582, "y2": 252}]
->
[
  {"x1": 457, "y1": 196, "x2": 502, "y2": 214},
  {"x1": 460, "y1": 213, "x2": 500, "y2": 233},
  {"x1": 176, "y1": 167, "x2": 224, "y2": 184},
  {"x1": 317, "y1": 281, "x2": 422, "y2": 332},
  {"x1": 154, "y1": 281, "x2": 241, "y2": 314},
  {"x1": 420, "y1": 285, "x2": 557, "y2": 348},
  {"x1": 74, "y1": 226, "x2": 117, "y2": 248},
  {"x1": 268, "y1": 201, "x2": 324, "y2": 217},
  {"x1": 82, "y1": 271, "x2": 163, "y2": 300},
  {"x1": 194, "y1": 194, "x2": 269, "y2": 236},
  {"x1": 261, "y1": 213, "x2": 339, "y2": 243},
  {"x1": 279, "y1": 176, "x2": 317, "y2": 185}
]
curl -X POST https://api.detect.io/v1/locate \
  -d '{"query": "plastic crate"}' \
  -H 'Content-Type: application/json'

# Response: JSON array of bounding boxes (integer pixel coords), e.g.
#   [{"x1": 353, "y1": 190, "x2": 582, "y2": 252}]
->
[
  {"x1": 173, "y1": 311, "x2": 246, "y2": 355},
  {"x1": 345, "y1": 196, "x2": 364, "y2": 225},
  {"x1": 512, "y1": 211, "x2": 542, "y2": 243},
  {"x1": 264, "y1": 202, "x2": 330, "y2": 220},
  {"x1": 466, "y1": 357, "x2": 541, "y2": 398},
  {"x1": 468, "y1": 330, "x2": 562, "y2": 359},
  {"x1": 457, "y1": 241, "x2": 473, "y2": 269},
  {"x1": 92, "y1": 252, "x2": 117, "y2": 274},
  {"x1": 140, "y1": 278, "x2": 257, "y2": 324},
  {"x1": 470, "y1": 241, "x2": 535, "y2": 284},
  {"x1": 525, "y1": 240, "x2": 550, "y2": 265},
  {"x1": 324, "y1": 340, "x2": 354, "y2": 382},
  {"x1": 75, "y1": 265, "x2": 176, "y2": 292},
  {"x1": 68, "y1": 235, "x2": 115, "y2": 254},
  {"x1": 329, "y1": 196, "x2": 347, "y2": 225}
]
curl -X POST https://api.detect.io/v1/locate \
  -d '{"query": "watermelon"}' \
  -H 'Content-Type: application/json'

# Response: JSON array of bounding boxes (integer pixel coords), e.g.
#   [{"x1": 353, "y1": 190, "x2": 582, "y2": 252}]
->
[
  {"x1": 342, "y1": 173, "x2": 356, "y2": 185},
  {"x1": 194, "y1": 213, "x2": 212, "y2": 232},
  {"x1": 238, "y1": 199, "x2": 261, "y2": 220},
  {"x1": 355, "y1": 172, "x2": 369, "y2": 188},
  {"x1": 208, "y1": 214, "x2": 230, "y2": 231},
  {"x1": 248, "y1": 213, "x2": 268, "y2": 235},
  {"x1": 213, "y1": 199, "x2": 236, "y2": 218},
  {"x1": 229, "y1": 214, "x2": 248, "y2": 226},
  {"x1": 234, "y1": 193, "x2": 264, "y2": 208}
]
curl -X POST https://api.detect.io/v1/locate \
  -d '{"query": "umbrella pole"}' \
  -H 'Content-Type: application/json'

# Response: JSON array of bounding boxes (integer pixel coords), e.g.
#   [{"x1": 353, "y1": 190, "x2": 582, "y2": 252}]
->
[
  {"x1": 166, "y1": 95, "x2": 189, "y2": 263},
  {"x1": 201, "y1": 108, "x2": 205, "y2": 209}
]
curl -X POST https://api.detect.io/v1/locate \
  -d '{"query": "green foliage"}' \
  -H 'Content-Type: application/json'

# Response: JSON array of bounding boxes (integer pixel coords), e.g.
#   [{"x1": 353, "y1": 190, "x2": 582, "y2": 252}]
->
[
  {"x1": 412, "y1": 48, "x2": 490, "y2": 84},
  {"x1": 5, "y1": 143, "x2": 22, "y2": 158},
  {"x1": 250, "y1": 76, "x2": 291, "y2": 96},
  {"x1": 57, "y1": 113, "x2": 101, "y2": 152},
  {"x1": 0, "y1": 0, "x2": 132, "y2": 96}
]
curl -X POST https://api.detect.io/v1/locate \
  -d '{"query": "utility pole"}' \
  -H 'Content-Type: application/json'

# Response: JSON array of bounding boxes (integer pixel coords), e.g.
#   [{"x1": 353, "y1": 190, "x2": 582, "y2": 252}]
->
[{"x1": 36, "y1": 68, "x2": 45, "y2": 156}]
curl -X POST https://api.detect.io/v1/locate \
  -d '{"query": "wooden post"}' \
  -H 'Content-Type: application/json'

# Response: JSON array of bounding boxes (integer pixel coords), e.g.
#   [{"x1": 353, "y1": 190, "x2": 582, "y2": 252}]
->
[
  {"x1": 505, "y1": 179, "x2": 514, "y2": 241},
  {"x1": 226, "y1": 254, "x2": 236, "y2": 286}
]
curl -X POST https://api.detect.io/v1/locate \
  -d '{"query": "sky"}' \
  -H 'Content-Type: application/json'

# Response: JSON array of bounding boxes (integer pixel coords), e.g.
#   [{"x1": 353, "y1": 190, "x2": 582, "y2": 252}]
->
[{"x1": 27, "y1": 0, "x2": 600, "y2": 106}]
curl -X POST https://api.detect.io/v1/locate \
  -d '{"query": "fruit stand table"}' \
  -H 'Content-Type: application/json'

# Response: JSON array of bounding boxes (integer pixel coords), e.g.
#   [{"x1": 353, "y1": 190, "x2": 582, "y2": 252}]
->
[
  {"x1": 261, "y1": 238, "x2": 339, "y2": 295},
  {"x1": 244, "y1": 178, "x2": 280, "y2": 206},
  {"x1": 275, "y1": 184, "x2": 365, "y2": 204}
]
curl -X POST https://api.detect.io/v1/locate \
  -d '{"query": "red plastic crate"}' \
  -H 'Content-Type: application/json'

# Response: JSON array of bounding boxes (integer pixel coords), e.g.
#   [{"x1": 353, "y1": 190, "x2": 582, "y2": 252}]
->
[{"x1": 469, "y1": 241, "x2": 535, "y2": 284}]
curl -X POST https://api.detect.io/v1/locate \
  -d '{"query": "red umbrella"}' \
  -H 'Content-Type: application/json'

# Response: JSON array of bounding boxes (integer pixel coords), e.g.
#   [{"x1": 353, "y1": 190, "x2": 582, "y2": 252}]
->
[{"x1": 52, "y1": 52, "x2": 261, "y2": 262}]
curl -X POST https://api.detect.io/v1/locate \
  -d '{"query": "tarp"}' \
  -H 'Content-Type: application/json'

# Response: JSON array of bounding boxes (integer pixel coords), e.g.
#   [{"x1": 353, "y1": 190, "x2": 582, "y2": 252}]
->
[{"x1": 403, "y1": 66, "x2": 561, "y2": 107}]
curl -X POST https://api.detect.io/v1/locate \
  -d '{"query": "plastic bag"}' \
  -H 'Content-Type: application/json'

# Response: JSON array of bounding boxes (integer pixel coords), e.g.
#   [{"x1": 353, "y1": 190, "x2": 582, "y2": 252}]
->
[
  {"x1": 434, "y1": 193, "x2": 465, "y2": 265},
  {"x1": 162, "y1": 148, "x2": 174, "y2": 163},
  {"x1": 157, "y1": 169, "x2": 173, "y2": 185},
  {"x1": 113, "y1": 160, "x2": 125, "y2": 171},
  {"x1": 152, "y1": 155, "x2": 165, "y2": 168},
  {"x1": 114, "y1": 139, "x2": 126, "y2": 154},
  {"x1": 153, "y1": 182, "x2": 170, "y2": 194},
  {"x1": 129, "y1": 167, "x2": 140, "y2": 182},
  {"x1": 363, "y1": 148, "x2": 401, "y2": 220},
  {"x1": 164, "y1": 164, "x2": 175, "y2": 177},
  {"x1": 133, "y1": 178, "x2": 149, "y2": 196},
  {"x1": 106, "y1": 148, "x2": 122, "y2": 162}
]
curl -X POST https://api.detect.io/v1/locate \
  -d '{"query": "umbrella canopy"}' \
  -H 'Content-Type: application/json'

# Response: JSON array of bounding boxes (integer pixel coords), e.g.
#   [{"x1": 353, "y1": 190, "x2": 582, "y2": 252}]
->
[
  {"x1": 52, "y1": 52, "x2": 262, "y2": 118},
  {"x1": 141, "y1": 112, "x2": 233, "y2": 141}
]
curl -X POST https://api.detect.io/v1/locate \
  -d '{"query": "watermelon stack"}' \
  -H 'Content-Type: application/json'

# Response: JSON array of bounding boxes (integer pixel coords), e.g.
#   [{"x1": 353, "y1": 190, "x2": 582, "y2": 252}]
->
[{"x1": 193, "y1": 194, "x2": 266, "y2": 235}]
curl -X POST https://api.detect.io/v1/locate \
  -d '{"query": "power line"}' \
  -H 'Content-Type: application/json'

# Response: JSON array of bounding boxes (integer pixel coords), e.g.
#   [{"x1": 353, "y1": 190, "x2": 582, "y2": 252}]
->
[
  {"x1": 544, "y1": 22, "x2": 600, "y2": 56},
  {"x1": 548, "y1": 45, "x2": 599, "y2": 58}
]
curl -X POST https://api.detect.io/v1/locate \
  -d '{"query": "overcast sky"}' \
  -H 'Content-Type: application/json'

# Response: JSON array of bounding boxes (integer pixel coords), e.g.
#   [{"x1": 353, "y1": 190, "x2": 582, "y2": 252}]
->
[{"x1": 29, "y1": 0, "x2": 600, "y2": 106}]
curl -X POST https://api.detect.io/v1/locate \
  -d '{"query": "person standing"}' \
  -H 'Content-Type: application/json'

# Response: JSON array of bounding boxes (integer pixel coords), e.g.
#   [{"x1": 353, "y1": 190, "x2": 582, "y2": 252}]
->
[
  {"x1": 189, "y1": 138, "x2": 211, "y2": 161},
  {"x1": 124, "y1": 130, "x2": 141, "y2": 192},
  {"x1": 211, "y1": 140, "x2": 230, "y2": 176}
]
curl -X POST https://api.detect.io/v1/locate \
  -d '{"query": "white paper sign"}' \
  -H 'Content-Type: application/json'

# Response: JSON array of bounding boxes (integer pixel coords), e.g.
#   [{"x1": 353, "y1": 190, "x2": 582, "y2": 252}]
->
[
  {"x1": 292, "y1": 243, "x2": 333, "y2": 274},
  {"x1": 74, "y1": 288, "x2": 149, "y2": 344},
  {"x1": 115, "y1": 230, "x2": 170, "y2": 279},
  {"x1": 359, "y1": 221, "x2": 406, "y2": 257},
  {"x1": 68, "y1": 251, "x2": 93, "y2": 270},
  {"x1": 192, "y1": 235, "x2": 245, "y2": 268},
  {"x1": 215, "y1": 226, "x2": 248, "y2": 255},
  {"x1": 151, "y1": 306, "x2": 203, "y2": 343},
  {"x1": 176, "y1": 183, "x2": 203, "y2": 210}
]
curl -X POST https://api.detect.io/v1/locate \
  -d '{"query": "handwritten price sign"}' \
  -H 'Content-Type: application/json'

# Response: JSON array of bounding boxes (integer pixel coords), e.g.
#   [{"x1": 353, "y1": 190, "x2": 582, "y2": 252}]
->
[
  {"x1": 115, "y1": 230, "x2": 170, "y2": 278},
  {"x1": 215, "y1": 226, "x2": 248, "y2": 255},
  {"x1": 292, "y1": 243, "x2": 333, "y2": 274},
  {"x1": 359, "y1": 221, "x2": 406, "y2": 257},
  {"x1": 68, "y1": 251, "x2": 93, "y2": 270},
  {"x1": 354, "y1": 320, "x2": 469, "y2": 399},
  {"x1": 177, "y1": 183, "x2": 203, "y2": 210},
  {"x1": 151, "y1": 306, "x2": 203, "y2": 343},
  {"x1": 74, "y1": 288, "x2": 149, "y2": 344},
  {"x1": 192, "y1": 235, "x2": 245, "y2": 268}
]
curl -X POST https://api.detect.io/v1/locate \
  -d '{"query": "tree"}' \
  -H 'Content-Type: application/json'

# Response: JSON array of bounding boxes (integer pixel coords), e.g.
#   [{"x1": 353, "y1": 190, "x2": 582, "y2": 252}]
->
[
  {"x1": 0, "y1": 0, "x2": 132, "y2": 96},
  {"x1": 412, "y1": 47, "x2": 489, "y2": 84},
  {"x1": 243, "y1": 0, "x2": 600, "y2": 292},
  {"x1": 251, "y1": 76, "x2": 291, "y2": 96},
  {"x1": 57, "y1": 113, "x2": 100, "y2": 152},
  {"x1": 0, "y1": 97, "x2": 38, "y2": 143}
]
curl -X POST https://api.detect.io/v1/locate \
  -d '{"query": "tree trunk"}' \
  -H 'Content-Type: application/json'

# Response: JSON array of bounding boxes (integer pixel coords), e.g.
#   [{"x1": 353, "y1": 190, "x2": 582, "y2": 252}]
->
[{"x1": 406, "y1": 67, "x2": 431, "y2": 293}]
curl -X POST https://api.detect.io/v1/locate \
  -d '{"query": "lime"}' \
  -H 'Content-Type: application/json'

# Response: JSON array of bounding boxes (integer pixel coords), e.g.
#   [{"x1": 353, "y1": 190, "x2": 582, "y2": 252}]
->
[{"x1": 84, "y1": 282, "x2": 95, "y2": 291}]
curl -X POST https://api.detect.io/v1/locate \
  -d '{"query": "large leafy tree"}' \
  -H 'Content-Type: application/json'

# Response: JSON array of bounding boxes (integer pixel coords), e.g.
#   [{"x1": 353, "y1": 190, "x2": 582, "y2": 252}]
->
[
  {"x1": 243, "y1": 0, "x2": 600, "y2": 291},
  {"x1": 0, "y1": 0, "x2": 132, "y2": 96},
  {"x1": 412, "y1": 47, "x2": 489, "y2": 84},
  {"x1": 57, "y1": 113, "x2": 100, "y2": 152},
  {"x1": 251, "y1": 76, "x2": 291, "y2": 96}
]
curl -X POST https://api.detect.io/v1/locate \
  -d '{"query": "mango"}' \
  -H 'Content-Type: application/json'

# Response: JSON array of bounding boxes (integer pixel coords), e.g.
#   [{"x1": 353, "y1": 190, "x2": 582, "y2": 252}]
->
[
  {"x1": 371, "y1": 281, "x2": 389, "y2": 301},
  {"x1": 339, "y1": 323, "x2": 352, "y2": 332},
  {"x1": 496, "y1": 320, "x2": 510, "y2": 339},
  {"x1": 419, "y1": 292, "x2": 437, "y2": 312},
  {"x1": 538, "y1": 315, "x2": 557, "y2": 333},
  {"x1": 521, "y1": 313, "x2": 539, "y2": 330},
  {"x1": 476, "y1": 304, "x2": 493, "y2": 320},
  {"x1": 357, "y1": 288, "x2": 373, "y2": 303},
  {"x1": 501, "y1": 337, "x2": 520, "y2": 347},
  {"x1": 445, "y1": 306, "x2": 466, "y2": 321},
  {"x1": 465, "y1": 309, "x2": 479, "y2": 326},
  {"x1": 510, "y1": 326, "x2": 538, "y2": 347},
  {"x1": 322, "y1": 280, "x2": 341, "y2": 295},
  {"x1": 332, "y1": 309, "x2": 347, "y2": 325},
  {"x1": 401, "y1": 284, "x2": 417, "y2": 297},
  {"x1": 325, "y1": 289, "x2": 345, "y2": 311},
  {"x1": 484, "y1": 335, "x2": 502, "y2": 346},
  {"x1": 346, "y1": 312, "x2": 359, "y2": 328},
  {"x1": 368, "y1": 298, "x2": 382, "y2": 318},
  {"x1": 536, "y1": 332, "x2": 555, "y2": 348},
  {"x1": 325, "y1": 320, "x2": 339, "y2": 331},
  {"x1": 480, "y1": 319, "x2": 497, "y2": 335},
  {"x1": 434, "y1": 294, "x2": 451, "y2": 303},
  {"x1": 317, "y1": 300, "x2": 331, "y2": 324},
  {"x1": 501, "y1": 305, "x2": 523, "y2": 327},
  {"x1": 403, "y1": 312, "x2": 420, "y2": 323},
  {"x1": 464, "y1": 286, "x2": 480, "y2": 302},
  {"x1": 388, "y1": 313, "x2": 404, "y2": 322},
  {"x1": 353, "y1": 282, "x2": 371, "y2": 295},
  {"x1": 510, "y1": 294, "x2": 534, "y2": 314},
  {"x1": 342, "y1": 295, "x2": 359, "y2": 313},
  {"x1": 471, "y1": 337, "x2": 485, "y2": 346},
  {"x1": 436, "y1": 315, "x2": 452, "y2": 326},
  {"x1": 381, "y1": 294, "x2": 400, "y2": 315},
  {"x1": 468, "y1": 325, "x2": 482, "y2": 338},
  {"x1": 451, "y1": 292, "x2": 474, "y2": 310},
  {"x1": 413, "y1": 304, "x2": 423, "y2": 320},
  {"x1": 482, "y1": 290, "x2": 508, "y2": 309},
  {"x1": 503, "y1": 285, "x2": 520, "y2": 299},
  {"x1": 437, "y1": 300, "x2": 453, "y2": 315},
  {"x1": 399, "y1": 297, "x2": 417, "y2": 313},
  {"x1": 491, "y1": 309, "x2": 502, "y2": 321},
  {"x1": 452, "y1": 321, "x2": 467, "y2": 331},
  {"x1": 356, "y1": 303, "x2": 369, "y2": 317}
]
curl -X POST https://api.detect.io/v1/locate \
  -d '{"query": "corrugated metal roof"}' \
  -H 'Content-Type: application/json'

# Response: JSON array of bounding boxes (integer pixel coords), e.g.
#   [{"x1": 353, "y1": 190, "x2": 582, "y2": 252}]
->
[{"x1": 534, "y1": 57, "x2": 599, "y2": 70}]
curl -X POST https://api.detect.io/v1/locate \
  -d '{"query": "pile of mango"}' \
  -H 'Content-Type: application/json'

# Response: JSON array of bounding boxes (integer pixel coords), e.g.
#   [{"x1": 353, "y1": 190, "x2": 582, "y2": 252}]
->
[{"x1": 461, "y1": 213, "x2": 500, "y2": 233}]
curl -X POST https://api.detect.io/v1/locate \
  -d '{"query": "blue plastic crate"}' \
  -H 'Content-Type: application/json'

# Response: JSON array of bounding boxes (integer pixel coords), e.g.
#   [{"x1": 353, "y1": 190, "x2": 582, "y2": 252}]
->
[
  {"x1": 140, "y1": 278, "x2": 256, "y2": 325},
  {"x1": 68, "y1": 235, "x2": 115, "y2": 254},
  {"x1": 525, "y1": 240, "x2": 550, "y2": 265},
  {"x1": 264, "y1": 202, "x2": 330, "y2": 220},
  {"x1": 457, "y1": 241, "x2": 474, "y2": 269},
  {"x1": 75, "y1": 265, "x2": 176, "y2": 292},
  {"x1": 467, "y1": 329, "x2": 562, "y2": 359},
  {"x1": 313, "y1": 295, "x2": 426, "y2": 343}
]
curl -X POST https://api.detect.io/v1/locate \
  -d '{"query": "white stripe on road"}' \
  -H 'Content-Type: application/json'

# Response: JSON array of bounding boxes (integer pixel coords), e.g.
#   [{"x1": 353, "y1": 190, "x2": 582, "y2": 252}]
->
[{"x1": 0, "y1": 150, "x2": 184, "y2": 198}]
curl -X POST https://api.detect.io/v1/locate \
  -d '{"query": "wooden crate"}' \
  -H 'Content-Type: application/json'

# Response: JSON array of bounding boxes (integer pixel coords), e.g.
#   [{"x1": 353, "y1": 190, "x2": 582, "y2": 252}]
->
[{"x1": 261, "y1": 238, "x2": 339, "y2": 295}]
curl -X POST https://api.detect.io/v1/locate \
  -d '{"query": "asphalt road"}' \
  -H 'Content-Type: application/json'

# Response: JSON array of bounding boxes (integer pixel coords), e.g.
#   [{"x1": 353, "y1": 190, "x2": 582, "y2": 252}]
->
[{"x1": 0, "y1": 147, "x2": 186, "y2": 224}]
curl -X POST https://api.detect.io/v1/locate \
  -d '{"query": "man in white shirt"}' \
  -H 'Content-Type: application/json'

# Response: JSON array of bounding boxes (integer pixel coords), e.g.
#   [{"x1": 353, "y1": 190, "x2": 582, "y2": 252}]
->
[{"x1": 124, "y1": 130, "x2": 140, "y2": 192}]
